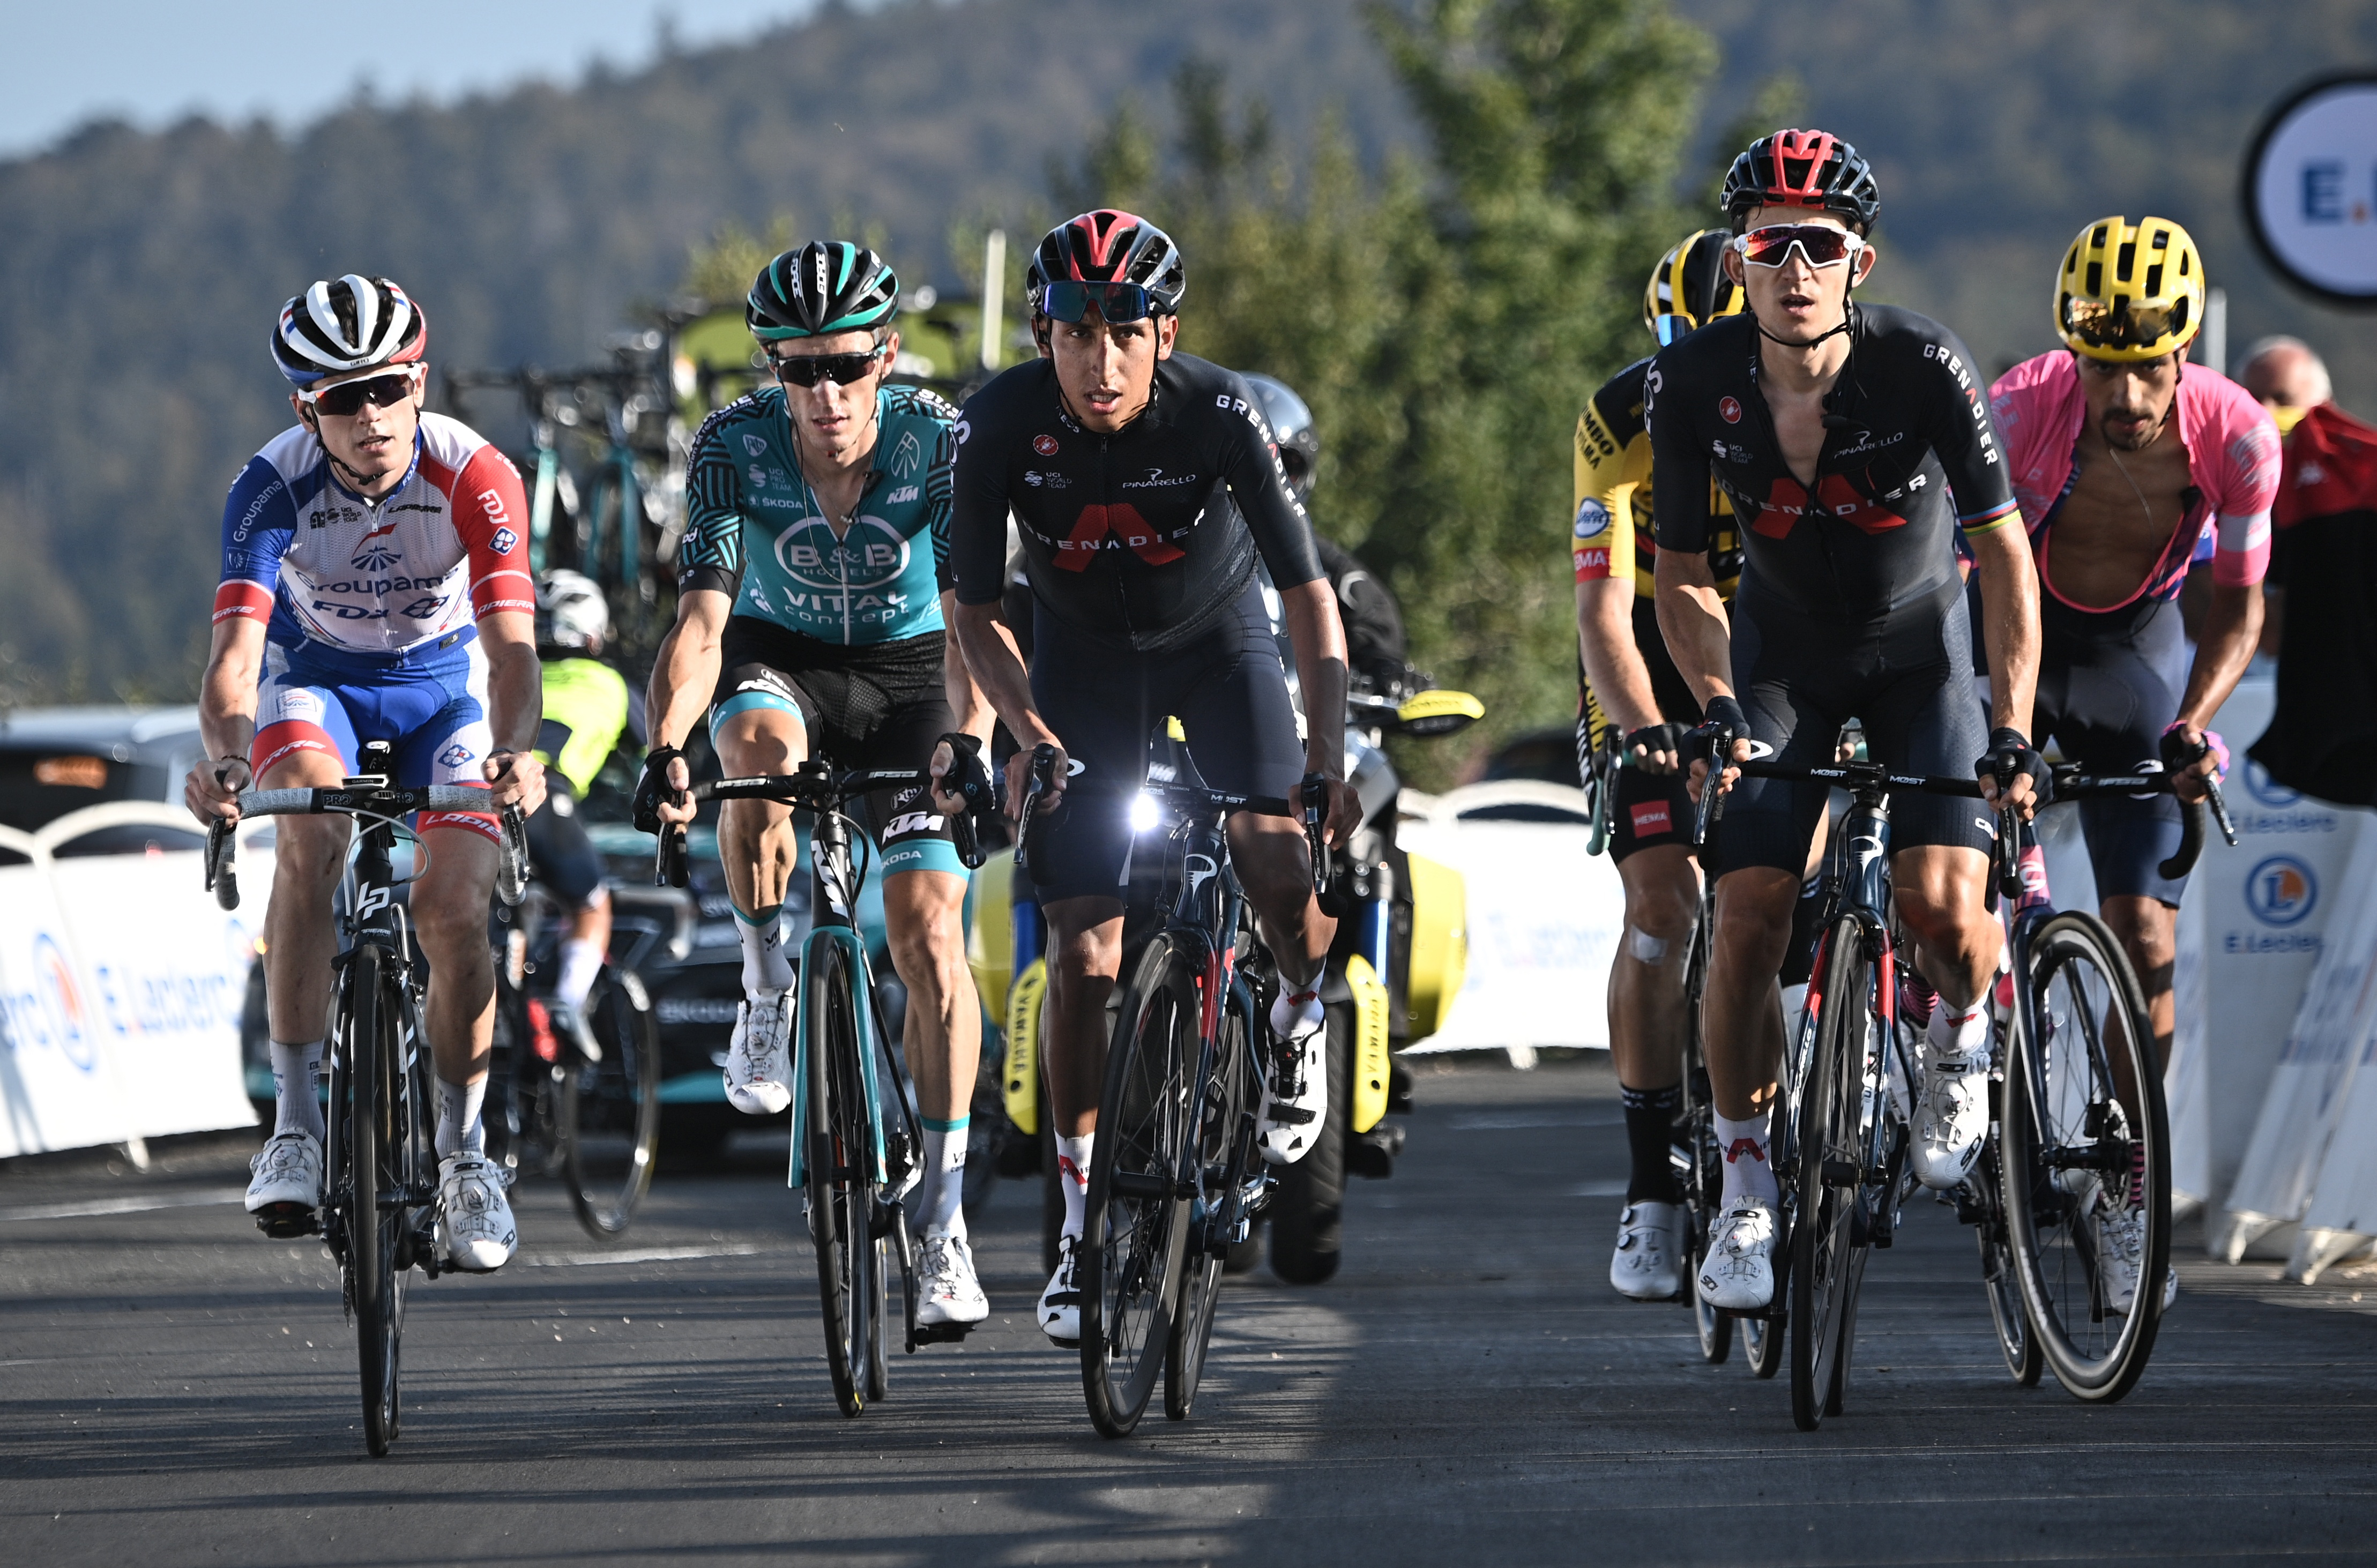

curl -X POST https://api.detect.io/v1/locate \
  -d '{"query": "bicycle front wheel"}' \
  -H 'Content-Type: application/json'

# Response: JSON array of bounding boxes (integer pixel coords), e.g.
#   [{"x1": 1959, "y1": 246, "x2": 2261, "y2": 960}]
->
[
  {"x1": 347, "y1": 944, "x2": 411, "y2": 1457},
  {"x1": 2003, "y1": 912, "x2": 2168, "y2": 1401},
  {"x1": 1082, "y1": 933, "x2": 1196, "y2": 1438},
  {"x1": 1167, "y1": 983, "x2": 1253, "y2": 1421},
  {"x1": 804, "y1": 940, "x2": 878, "y2": 1417},
  {"x1": 562, "y1": 967, "x2": 663, "y2": 1237},
  {"x1": 1790, "y1": 917, "x2": 1871, "y2": 1432}
]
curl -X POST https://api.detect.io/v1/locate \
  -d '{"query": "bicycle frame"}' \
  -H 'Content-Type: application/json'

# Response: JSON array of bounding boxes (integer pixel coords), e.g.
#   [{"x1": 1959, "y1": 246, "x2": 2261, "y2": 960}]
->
[{"x1": 787, "y1": 804, "x2": 903, "y2": 1191}]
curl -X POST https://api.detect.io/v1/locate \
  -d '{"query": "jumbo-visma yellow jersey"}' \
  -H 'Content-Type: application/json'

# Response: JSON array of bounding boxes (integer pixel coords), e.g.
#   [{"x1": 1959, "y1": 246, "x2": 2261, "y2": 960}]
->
[{"x1": 1571, "y1": 356, "x2": 1741, "y2": 599}]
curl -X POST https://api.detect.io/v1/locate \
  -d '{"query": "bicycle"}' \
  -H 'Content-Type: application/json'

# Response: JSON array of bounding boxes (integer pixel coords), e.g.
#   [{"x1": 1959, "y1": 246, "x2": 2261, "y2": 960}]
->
[
  {"x1": 203, "y1": 740, "x2": 528, "y2": 1455},
  {"x1": 1969, "y1": 762, "x2": 2230, "y2": 1401},
  {"x1": 1047, "y1": 743, "x2": 1329, "y2": 1437},
  {"x1": 486, "y1": 881, "x2": 665, "y2": 1238},
  {"x1": 656, "y1": 758, "x2": 994, "y2": 1416}
]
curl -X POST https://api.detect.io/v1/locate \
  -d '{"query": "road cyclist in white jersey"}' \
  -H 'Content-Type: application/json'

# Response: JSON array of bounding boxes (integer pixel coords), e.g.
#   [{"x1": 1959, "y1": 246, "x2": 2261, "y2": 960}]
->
[{"x1": 186, "y1": 274, "x2": 548, "y2": 1272}]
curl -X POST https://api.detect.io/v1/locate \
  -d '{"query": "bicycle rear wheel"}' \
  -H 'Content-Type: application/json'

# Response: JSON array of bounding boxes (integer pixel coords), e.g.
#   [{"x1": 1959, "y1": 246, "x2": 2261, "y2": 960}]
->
[
  {"x1": 2002, "y1": 912, "x2": 2167, "y2": 1401},
  {"x1": 562, "y1": 966, "x2": 662, "y2": 1237},
  {"x1": 1167, "y1": 983, "x2": 1253, "y2": 1420},
  {"x1": 1679, "y1": 921, "x2": 1732, "y2": 1363},
  {"x1": 804, "y1": 940, "x2": 878, "y2": 1417},
  {"x1": 347, "y1": 944, "x2": 411, "y2": 1457},
  {"x1": 1790, "y1": 917, "x2": 1871, "y2": 1432},
  {"x1": 1082, "y1": 933, "x2": 1195, "y2": 1438}
]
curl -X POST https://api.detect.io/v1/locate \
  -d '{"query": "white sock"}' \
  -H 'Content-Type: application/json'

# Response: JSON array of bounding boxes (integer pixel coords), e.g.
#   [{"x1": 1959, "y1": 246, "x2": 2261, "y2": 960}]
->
[
  {"x1": 435, "y1": 1077, "x2": 486, "y2": 1159},
  {"x1": 1927, "y1": 996, "x2": 1989, "y2": 1060},
  {"x1": 1056, "y1": 1132, "x2": 1094, "y2": 1240},
  {"x1": 918, "y1": 1121, "x2": 970, "y2": 1238},
  {"x1": 269, "y1": 1039, "x2": 326, "y2": 1141},
  {"x1": 737, "y1": 905, "x2": 795, "y2": 996},
  {"x1": 555, "y1": 936, "x2": 603, "y2": 1010},
  {"x1": 1716, "y1": 1109, "x2": 1778, "y2": 1206},
  {"x1": 1269, "y1": 973, "x2": 1324, "y2": 1042}
]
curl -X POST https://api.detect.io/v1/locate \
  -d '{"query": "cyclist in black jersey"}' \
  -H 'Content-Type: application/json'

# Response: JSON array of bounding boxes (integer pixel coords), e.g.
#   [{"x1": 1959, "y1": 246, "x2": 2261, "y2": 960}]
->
[
  {"x1": 1647, "y1": 131, "x2": 2043, "y2": 1314},
  {"x1": 942, "y1": 210, "x2": 1360, "y2": 1347}
]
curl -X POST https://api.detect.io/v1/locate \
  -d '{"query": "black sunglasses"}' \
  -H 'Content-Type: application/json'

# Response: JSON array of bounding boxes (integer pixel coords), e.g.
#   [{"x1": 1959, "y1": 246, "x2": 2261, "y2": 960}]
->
[
  {"x1": 301, "y1": 371, "x2": 418, "y2": 417},
  {"x1": 770, "y1": 346, "x2": 884, "y2": 387}
]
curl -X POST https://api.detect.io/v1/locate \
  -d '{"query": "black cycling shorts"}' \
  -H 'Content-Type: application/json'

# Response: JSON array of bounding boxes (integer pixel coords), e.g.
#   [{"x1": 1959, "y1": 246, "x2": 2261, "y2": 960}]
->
[
  {"x1": 708, "y1": 617, "x2": 965, "y2": 877},
  {"x1": 525, "y1": 775, "x2": 608, "y2": 907},
  {"x1": 1721, "y1": 578, "x2": 1994, "y2": 877},
  {"x1": 1027, "y1": 579, "x2": 1305, "y2": 903},
  {"x1": 2033, "y1": 593, "x2": 2190, "y2": 905}
]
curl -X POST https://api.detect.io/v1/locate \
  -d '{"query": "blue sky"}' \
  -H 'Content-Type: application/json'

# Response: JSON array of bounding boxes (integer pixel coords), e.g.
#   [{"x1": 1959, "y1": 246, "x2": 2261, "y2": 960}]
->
[{"x1": 1, "y1": 2, "x2": 830, "y2": 158}]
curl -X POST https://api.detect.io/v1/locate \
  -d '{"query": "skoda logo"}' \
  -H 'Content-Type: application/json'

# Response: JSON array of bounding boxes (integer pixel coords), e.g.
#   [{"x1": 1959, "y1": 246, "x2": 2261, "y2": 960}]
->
[
  {"x1": 773, "y1": 514, "x2": 910, "y2": 590},
  {"x1": 2243, "y1": 761, "x2": 2303, "y2": 808},
  {"x1": 2245, "y1": 854, "x2": 2318, "y2": 927}
]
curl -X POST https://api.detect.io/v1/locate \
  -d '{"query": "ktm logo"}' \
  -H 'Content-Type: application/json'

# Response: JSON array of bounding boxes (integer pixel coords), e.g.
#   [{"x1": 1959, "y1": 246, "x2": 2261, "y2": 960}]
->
[{"x1": 1053, "y1": 503, "x2": 1185, "y2": 570}]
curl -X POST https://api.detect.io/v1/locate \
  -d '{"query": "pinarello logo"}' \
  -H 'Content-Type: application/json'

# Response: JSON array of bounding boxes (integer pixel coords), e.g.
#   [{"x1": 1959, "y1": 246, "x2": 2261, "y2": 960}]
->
[
  {"x1": 1033, "y1": 434, "x2": 1060, "y2": 457},
  {"x1": 2245, "y1": 855, "x2": 2318, "y2": 927},
  {"x1": 1719, "y1": 396, "x2": 1742, "y2": 424}
]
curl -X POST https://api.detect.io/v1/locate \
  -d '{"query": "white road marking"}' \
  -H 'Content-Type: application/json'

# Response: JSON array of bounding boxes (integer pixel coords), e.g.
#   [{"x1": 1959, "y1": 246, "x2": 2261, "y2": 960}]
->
[
  {"x1": 0, "y1": 1188, "x2": 246, "y2": 1223},
  {"x1": 518, "y1": 1243, "x2": 770, "y2": 1267}
]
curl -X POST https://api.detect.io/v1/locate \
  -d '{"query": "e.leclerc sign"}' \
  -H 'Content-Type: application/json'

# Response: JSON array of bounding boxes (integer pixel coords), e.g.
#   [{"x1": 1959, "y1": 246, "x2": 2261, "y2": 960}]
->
[{"x1": 2247, "y1": 72, "x2": 2377, "y2": 305}]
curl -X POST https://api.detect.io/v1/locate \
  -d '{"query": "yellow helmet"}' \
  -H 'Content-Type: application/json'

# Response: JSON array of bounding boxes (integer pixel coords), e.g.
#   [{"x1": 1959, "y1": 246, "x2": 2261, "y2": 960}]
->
[
  {"x1": 1643, "y1": 229, "x2": 1745, "y2": 346},
  {"x1": 2054, "y1": 215, "x2": 2205, "y2": 363}
]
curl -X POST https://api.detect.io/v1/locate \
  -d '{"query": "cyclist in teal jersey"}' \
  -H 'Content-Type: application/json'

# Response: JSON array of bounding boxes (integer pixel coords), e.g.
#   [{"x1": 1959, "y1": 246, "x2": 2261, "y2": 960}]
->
[{"x1": 640, "y1": 242, "x2": 995, "y2": 1328}]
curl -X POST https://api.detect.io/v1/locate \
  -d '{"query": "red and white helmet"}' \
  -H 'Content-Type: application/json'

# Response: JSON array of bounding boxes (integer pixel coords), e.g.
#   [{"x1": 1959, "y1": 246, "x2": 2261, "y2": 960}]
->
[
  {"x1": 271, "y1": 274, "x2": 428, "y2": 387},
  {"x1": 1026, "y1": 210, "x2": 1187, "y2": 316}
]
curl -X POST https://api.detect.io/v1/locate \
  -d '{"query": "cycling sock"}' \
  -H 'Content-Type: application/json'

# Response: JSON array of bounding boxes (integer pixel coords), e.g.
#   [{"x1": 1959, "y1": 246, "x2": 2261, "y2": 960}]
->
[
  {"x1": 2128, "y1": 1137, "x2": 2148, "y2": 1213},
  {"x1": 1618, "y1": 1081, "x2": 1684, "y2": 1204},
  {"x1": 556, "y1": 937, "x2": 602, "y2": 1011},
  {"x1": 919, "y1": 1118, "x2": 969, "y2": 1238},
  {"x1": 1269, "y1": 980, "x2": 1324, "y2": 1046},
  {"x1": 736, "y1": 904, "x2": 794, "y2": 996},
  {"x1": 1715, "y1": 1109, "x2": 1778, "y2": 1206},
  {"x1": 1926, "y1": 996, "x2": 1989, "y2": 1059},
  {"x1": 269, "y1": 1038, "x2": 326, "y2": 1143},
  {"x1": 435, "y1": 1077, "x2": 486, "y2": 1159},
  {"x1": 1055, "y1": 1132, "x2": 1094, "y2": 1240}
]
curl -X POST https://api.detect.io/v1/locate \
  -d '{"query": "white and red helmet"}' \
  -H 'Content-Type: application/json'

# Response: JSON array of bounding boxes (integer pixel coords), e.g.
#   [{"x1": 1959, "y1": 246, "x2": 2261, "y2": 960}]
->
[{"x1": 272, "y1": 274, "x2": 428, "y2": 387}]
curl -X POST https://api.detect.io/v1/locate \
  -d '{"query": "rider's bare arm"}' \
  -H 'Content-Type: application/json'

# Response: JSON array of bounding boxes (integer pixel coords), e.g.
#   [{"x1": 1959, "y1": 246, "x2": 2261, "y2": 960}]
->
[
  {"x1": 640, "y1": 586, "x2": 733, "y2": 820},
  {"x1": 937, "y1": 589, "x2": 995, "y2": 744},
  {"x1": 1964, "y1": 515, "x2": 2040, "y2": 812},
  {"x1": 476, "y1": 608, "x2": 548, "y2": 814},
  {"x1": 2172, "y1": 579, "x2": 2263, "y2": 800},
  {"x1": 1652, "y1": 546, "x2": 1734, "y2": 713},
  {"x1": 1577, "y1": 577, "x2": 1665, "y2": 742},
  {"x1": 186, "y1": 616, "x2": 268, "y2": 822},
  {"x1": 951, "y1": 597, "x2": 1065, "y2": 813},
  {"x1": 1276, "y1": 577, "x2": 1360, "y2": 843}
]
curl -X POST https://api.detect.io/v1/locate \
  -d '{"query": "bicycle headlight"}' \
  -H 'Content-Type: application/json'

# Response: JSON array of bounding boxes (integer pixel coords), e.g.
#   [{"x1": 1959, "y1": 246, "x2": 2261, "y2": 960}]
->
[{"x1": 1129, "y1": 791, "x2": 1161, "y2": 834}]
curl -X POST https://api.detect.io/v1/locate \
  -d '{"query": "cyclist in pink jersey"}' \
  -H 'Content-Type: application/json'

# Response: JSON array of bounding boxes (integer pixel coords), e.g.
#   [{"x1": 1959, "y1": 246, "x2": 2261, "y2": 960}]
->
[
  {"x1": 1988, "y1": 218, "x2": 2278, "y2": 1314},
  {"x1": 183, "y1": 275, "x2": 548, "y2": 1271}
]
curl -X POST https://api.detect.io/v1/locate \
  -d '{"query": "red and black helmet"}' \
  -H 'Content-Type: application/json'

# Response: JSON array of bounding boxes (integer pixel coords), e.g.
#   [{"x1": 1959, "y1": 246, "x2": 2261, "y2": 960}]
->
[
  {"x1": 1720, "y1": 129, "x2": 1881, "y2": 235},
  {"x1": 1026, "y1": 210, "x2": 1187, "y2": 316}
]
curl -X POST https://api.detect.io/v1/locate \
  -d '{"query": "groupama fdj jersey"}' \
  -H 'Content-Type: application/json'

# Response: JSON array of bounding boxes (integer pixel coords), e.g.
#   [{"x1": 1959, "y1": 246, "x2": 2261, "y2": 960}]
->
[{"x1": 678, "y1": 382, "x2": 957, "y2": 644}]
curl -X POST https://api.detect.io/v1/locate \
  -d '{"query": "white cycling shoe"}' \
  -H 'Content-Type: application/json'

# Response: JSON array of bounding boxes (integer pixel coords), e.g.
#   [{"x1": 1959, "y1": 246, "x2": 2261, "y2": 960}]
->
[
  {"x1": 1912, "y1": 1044, "x2": 1989, "y2": 1190},
  {"x1": 245, "y1": 1129, "x2": 323, "y2": 1215},
  {"x1": 1039, "y1": 1234, "x2": 1082, "y2": 1346},
  {"x1": 1609, "y1": 1200, "x2": 1683, "y2": 1301},
  {"x1": 437, "y1": 1151, "x2": 518, "y2": 1272},
  {"x1": 1257, "y1": 984, "x2": 1328, "y2": 1167},
  {"x1": 725, "y1": 987, "x2": 793, "y2": 1116},
  {"x1": 916, "y1": 1230, "x2": 990, "y2": 1328},
  {"x1": 1697, "y1": 1196, "x2": 1779, "y2": 1312},
  {"x1": 2091, "y1": 1196, "x2": 2177, "y2": 1316}
]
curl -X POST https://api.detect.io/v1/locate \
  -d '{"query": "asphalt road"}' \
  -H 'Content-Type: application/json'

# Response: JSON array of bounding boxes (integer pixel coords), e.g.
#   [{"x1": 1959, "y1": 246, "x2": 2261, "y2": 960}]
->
[{"x1": 4, "y1": 1054, "x2": 2374, "y2": 1566}]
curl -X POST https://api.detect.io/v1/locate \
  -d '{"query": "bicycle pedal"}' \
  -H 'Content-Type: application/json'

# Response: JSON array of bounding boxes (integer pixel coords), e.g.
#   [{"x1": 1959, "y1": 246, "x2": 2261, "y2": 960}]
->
[
  {"x1": 908, "y1": 1321, "x2": 973, "y2": 1347},
  {"x1": 254, "y1": 1204, "x2": 321, "y2": 1240}
]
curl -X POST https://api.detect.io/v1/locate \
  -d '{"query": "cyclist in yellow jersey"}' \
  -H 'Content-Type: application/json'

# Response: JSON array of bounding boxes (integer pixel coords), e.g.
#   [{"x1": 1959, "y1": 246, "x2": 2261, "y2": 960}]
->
[{"x1": 1573, "y1": 230, "x2": 1745, "y2": 1301}]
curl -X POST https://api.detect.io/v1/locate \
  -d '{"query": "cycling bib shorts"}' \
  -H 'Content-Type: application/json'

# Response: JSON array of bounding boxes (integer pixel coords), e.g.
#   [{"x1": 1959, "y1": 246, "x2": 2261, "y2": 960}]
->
[
  {"x1": 525, "y1": 775, "x2": 608, "y2": 907},
  {"x1": 2030, "y1": 594, "x2": 2190, "y2": 904}
]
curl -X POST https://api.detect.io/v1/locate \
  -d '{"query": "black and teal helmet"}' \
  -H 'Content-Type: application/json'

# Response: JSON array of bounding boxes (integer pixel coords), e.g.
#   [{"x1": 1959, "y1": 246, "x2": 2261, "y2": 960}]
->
[{"x1": 746, "y1": 242, "x2": 900, "y2": 342}]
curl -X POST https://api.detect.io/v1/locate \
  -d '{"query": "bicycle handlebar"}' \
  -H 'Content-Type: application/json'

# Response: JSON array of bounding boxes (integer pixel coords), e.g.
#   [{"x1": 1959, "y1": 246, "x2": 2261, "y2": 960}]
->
[
  {"x1": 202, "y1": 783, "x2": 526, "y2": 912},
  {"x1": 653, "y1": 764, "x2": 1003, "y2": 888},
  {"x1": 2041, "y1": 765, "x2": 2232, "y2": 884},
  {"x1": 1686, "y1": 731, "x2": 1987, "y2": 849}
]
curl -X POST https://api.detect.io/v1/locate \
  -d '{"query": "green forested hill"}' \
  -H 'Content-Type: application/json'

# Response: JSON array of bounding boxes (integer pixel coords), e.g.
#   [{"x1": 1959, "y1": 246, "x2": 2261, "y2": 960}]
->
[{"x1": 0, "y1": 0, "x2": 2367, "y2": 711}]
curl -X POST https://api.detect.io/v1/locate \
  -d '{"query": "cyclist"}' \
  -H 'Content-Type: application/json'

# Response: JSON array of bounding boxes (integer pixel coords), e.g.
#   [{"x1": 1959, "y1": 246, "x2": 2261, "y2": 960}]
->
[
  {"x1": 1572, "y1": 230, "x2": 1747, "y2": 1301},
  {"x1": 528, "y1": 569, "x2": 643, "y2": 1044},
  {"x1": 1989, "y1": 218, "x2": 2278, "y2": 1312},
  {"x1": 638, "y1": 243, "x2": 994, "y2": 1330},
  {"x1": 185, "y1": 274, "x2": 548, "y2": 1271},
  {"x1": 1647, "y1": 133, "x2": 2043, "y2": 1312},
  {"x1": 941, "y1": 210, "x2": 1360, "y2": 1345}
]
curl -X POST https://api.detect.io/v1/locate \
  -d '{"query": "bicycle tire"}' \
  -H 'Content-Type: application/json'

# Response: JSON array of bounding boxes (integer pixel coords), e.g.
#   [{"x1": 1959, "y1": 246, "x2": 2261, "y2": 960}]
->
[
  {"x1": 1791, "y1": 916, "x2": 1871, "y2": 1432},
  {"x1": 1679, "y1": 921, "x2": 1732, "y2": 1363},
  {"x1": 1081, "y1": 933, "x2": 1195, "y2": 1438},
  {"x1": 1167, "y1": 985, "x2": 1253, "y2": 1420},
  {"x1": 805, "y1": 940, "x2": 875, "y2": 1417},
  {"x1": 1269, "y1": 1000, "x2": 1350, "y2": 1285},
  {"x1": 1745, "y1": 1311, "x2": 1783, "y2": 1377},
  {"x1": 562, "y1": 966, "x2": 663, "y2": 1238},
  {"x1": 1976, "y1": 1072, "x2": 2044, "y2": 1387},
  {"x1": 348, "y1": 944, "x2": 409, "y2": 1457},
  {"x1": 2002, "y1": 911, "x2": 2168, "y2": 1401}
]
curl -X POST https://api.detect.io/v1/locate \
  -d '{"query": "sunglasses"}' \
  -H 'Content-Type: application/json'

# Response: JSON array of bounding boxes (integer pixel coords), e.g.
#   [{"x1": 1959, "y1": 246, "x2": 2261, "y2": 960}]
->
[
  {"x1": 1039, "y1": 280, "x2": 1158, "y2": 324},
  {"x1": 770, "y1": 346, "x2": 884, "y2": 387},
  {"x1": 1734, "y1": 224, "x2": 1866, "y2": 270},
  {"x1": 1652, "y1": 312, "x2": 1695, "y2": 346},
  {"x1": 2061, "y1": 295, "x2": 2190, "y2": 353},
  {"x1": 300, "y1": 370, "x2": 419, "y2": 416}
]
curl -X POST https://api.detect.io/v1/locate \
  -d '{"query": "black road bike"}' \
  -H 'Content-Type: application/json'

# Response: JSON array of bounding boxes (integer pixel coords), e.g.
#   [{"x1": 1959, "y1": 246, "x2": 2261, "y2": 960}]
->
[{"x1": 205, "y1": 741, "x2": 527, "y2": 1455}]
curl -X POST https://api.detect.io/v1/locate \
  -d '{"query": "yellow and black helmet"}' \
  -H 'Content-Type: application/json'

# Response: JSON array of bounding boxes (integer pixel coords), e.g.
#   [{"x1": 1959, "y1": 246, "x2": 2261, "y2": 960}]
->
[
  {"x1": 1642, "y1": 229, "x2": 1745, "y2": 346},
  {"x1": 2055, "y1": 216, "x2": 2205, "y2": 363}
]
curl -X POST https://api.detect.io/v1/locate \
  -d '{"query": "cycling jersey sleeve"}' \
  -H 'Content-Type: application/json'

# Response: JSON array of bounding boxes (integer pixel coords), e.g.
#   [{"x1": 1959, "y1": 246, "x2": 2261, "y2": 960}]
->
[
  {"x1": 2204, "y1": 379, "x2": 2280, "y2": 588},
  {"x1": 948, "y1": 393, "x2": 1012, "y2": 608},
  {"x1": 1572, "y1": 388, "x2": 1638, "y2": 585},
  {"x1": 1221, "y1": 383, "x2": 1323, "y2": 591},
  {"x1": 452, "y1": 445, "x2": 536, "y2": 620},
  {"x1": 1644, "y1": 356, "x2": 1715, "y2": 558},
  {"x1": 928, "y1": 411, "x2": 958, "y2": 594},
  {"x1": 213, "y1": 456, "x2": 299, "y2": 628},
  {"x1": 1921, "y1": 329, "x2": 2020, "y2": 534},
  {"x1": 678, "y1": 406, "x2": 747, "y2": 599}
]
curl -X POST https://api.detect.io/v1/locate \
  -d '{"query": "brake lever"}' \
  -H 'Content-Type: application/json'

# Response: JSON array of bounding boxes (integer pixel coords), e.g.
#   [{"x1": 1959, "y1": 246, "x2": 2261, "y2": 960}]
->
[
  {"x1": 1689, "y1": 725, "x2": 1734, "y2": 849},
  {"x1": 205, "y1": 818, "x2": 239, "y2": 912},
  {"x1": 1015, "y1": 744, "x2": 1057, "y2": 875},
  {"x1": 656, "y1": 823, "x2": 689, "y2": 889},
  {"x1": 1299, "y1": 770, "x2": 1331, "y2": 901},
  {"x1": 2203, "y1": 772, "x2": 2238, "y2": 847}
]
